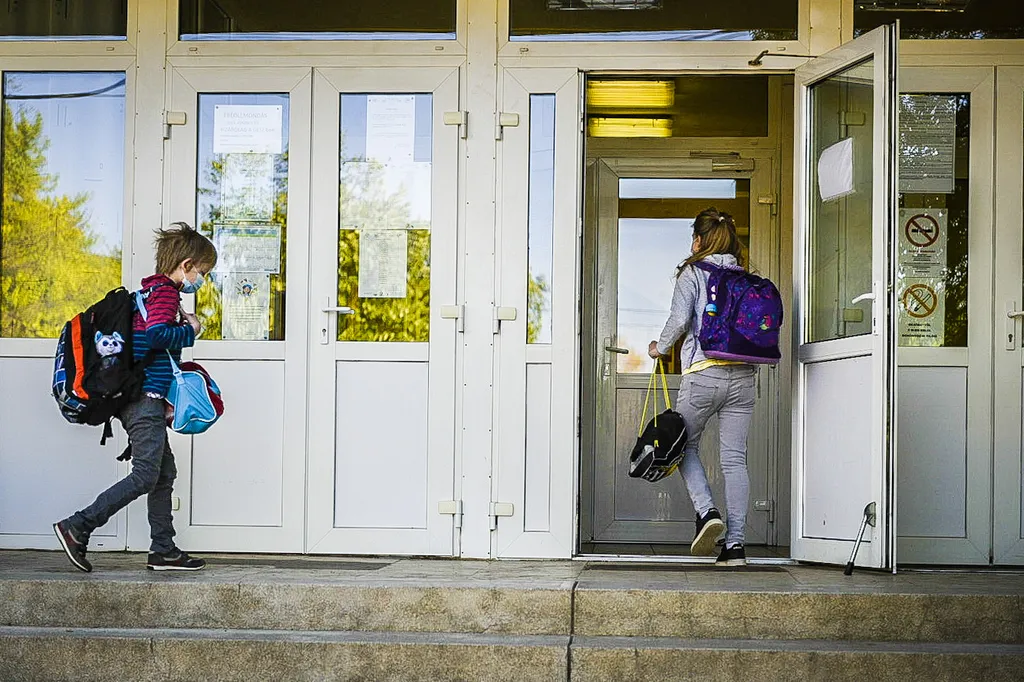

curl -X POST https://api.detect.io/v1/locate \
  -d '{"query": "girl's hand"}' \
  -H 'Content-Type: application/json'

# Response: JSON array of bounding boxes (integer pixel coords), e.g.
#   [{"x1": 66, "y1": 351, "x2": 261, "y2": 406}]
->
[
  {"x1": 648, "y1": 341, "x2": 661, "y2": 359},
  {"x1": 184, "y1": 312, "x2": 202, "y2": 334}
]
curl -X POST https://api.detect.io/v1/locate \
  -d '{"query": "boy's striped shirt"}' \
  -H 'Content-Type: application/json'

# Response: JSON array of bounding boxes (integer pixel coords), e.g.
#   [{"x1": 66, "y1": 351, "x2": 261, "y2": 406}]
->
[{"x1": 134, "y1": 274, "x2": 196, "y2": 398}]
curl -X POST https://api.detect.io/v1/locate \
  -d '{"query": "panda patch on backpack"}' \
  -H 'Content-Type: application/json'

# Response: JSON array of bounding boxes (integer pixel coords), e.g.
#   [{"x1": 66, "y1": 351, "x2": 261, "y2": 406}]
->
[{"x1": 94, "y1": 331, "x2": 125, "y2": 370}]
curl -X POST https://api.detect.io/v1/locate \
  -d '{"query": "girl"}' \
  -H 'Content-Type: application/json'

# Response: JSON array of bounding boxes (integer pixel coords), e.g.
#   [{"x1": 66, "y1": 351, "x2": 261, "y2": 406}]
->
[{"x1": 648, "y1": 208, "x2": 757, "y2": 566}]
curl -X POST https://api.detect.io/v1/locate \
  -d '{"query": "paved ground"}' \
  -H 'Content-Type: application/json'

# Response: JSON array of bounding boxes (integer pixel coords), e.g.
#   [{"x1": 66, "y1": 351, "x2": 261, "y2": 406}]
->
[{"x1": 3, "y1": 550, "x2": 1023, "y2": 595}]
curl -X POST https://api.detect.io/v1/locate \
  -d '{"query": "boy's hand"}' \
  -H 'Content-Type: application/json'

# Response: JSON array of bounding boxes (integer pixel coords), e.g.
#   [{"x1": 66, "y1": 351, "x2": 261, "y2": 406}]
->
[
  {"x1": 183, "y1": 312, "x2": 202, "y2": 334},
  {"x1": 648, "y1": 341, "x2": 662, "y2": 359}
]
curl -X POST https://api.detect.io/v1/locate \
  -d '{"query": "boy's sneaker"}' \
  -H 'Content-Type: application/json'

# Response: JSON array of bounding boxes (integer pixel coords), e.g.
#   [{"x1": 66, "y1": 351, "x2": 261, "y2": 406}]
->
[
  {"x1": 716, "y1": 543, "x2": 746, "y2": 567},
  {"x1": 147, "y1": 549, "x2": 206, "y2": 571},
  {"x1": 691, "y1": 508, "x2": 726, "y2": 556},
  {"x1": 53, "y1": 519, "x2": 92, "y2": 573}
]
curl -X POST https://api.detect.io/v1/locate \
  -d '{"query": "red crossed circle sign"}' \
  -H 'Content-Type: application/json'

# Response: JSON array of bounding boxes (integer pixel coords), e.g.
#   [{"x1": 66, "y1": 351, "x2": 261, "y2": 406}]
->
[
  {"x1": 902, "y1": 284, "x2": 938, "y2": 319},
  {"x1": 905, "y1": 213, "x2": 940, "y2": 249}
]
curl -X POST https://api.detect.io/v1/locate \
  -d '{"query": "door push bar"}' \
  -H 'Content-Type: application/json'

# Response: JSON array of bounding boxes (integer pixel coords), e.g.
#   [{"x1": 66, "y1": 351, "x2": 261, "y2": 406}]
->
[{"x1": 844, "y1": 501, "x2": 876, "y2": 576}]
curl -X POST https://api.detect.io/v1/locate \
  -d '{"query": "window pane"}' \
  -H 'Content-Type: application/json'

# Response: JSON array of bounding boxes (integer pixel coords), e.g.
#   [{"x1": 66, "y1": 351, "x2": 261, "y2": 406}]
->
[
  {"x1": 897, "y1": 94, "x2": 969, "y2": 347},
  {"x1": 587, "y1": 76, "x2": 768, "y2": 138},
  {"x1": 1, "y1": 72, "x2": 126, "y2": 338},
  {"x1": 195, "y1": 94, "x2": 290, "y2": 341},
  {"x1": 855, "y1": 0, "x2": 1024, "y2": 39},
  {"x1": 511, "y1": 0, "x2": 798, "y2": 42},
  {"x1": 528, "y1": 94, "x2": 555, "y2": 344},
  {"x1": 806, "y1": 60, "x2": 875, "y2": 344},
  {"x1": 338, "y1": 94, "x2": 432, "y2": 343},
  {"x1": 180, "y1": 0, "x2": 456, "y2": 40},
  {"x1": 0, "y1": 1, "x2": 126, "y2": 40},
  {"x1": 616, "y1": 178, "x2": 751, "y2": 374}
]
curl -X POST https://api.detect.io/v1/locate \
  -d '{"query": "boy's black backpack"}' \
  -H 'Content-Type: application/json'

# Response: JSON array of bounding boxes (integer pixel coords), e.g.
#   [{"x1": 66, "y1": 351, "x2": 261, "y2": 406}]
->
[
  {"x1": 52, "y1": 286, "x2": 153, "y2": 445},
  {"x1": 628, "y1": 360, "x2": 688, "y2": 483}
]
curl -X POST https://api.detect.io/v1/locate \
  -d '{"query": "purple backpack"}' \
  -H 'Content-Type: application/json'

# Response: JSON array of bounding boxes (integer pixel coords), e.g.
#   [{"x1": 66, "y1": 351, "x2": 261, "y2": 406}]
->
[{"x1": 691, "y1": 261, "x2": 783, "y2": 364}]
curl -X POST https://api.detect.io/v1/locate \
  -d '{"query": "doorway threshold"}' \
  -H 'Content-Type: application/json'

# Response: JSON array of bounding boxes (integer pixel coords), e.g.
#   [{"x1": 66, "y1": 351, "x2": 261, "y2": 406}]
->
[{"x1": 573, "y1": 554, "x2": 797, "y2": 566}]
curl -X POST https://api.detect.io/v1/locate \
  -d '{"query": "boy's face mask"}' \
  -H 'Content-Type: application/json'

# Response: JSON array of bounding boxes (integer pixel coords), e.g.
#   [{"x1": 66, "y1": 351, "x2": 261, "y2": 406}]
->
[{"x1": 180, "y1": 270, "x2": 205, "y2": 294}]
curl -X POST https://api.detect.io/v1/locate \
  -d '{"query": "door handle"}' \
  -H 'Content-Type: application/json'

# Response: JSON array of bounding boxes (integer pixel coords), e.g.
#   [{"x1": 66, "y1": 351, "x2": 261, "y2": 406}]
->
[
  {"x1": 605, "y1": 346, "x2": 629, "y2": 354},
  {"x1": 1007, "y1": 310, "x2": 1024, "y2": 320},
  {"x1": 851, "y1": 292, "x2": 875, "y2": 305},
  {"x1": 321, "y1": 298, "x2": 354, "y2": 345}
]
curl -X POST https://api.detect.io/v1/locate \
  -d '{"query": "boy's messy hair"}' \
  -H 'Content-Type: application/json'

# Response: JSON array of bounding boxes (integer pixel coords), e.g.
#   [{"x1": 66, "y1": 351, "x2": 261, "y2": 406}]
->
[{"x1": 154, "y1": 222, "x2": 218, "y2": 276}]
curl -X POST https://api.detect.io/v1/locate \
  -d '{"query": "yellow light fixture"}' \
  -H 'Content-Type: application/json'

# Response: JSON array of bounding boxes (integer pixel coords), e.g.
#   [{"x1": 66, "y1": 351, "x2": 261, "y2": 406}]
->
[
  {"x1": 586, "y1": 80, "x2": 675, "y2": 109},
  {"x1": 588, "y1": 116, "x2": 673, "y2": 138}
]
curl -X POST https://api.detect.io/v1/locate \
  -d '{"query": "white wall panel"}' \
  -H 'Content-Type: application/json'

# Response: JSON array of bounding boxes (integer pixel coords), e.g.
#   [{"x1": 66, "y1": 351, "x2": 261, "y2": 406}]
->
[
  {"x1": 897, "y1": 367, "x2": 967, "y2": 538},
  {"x1": 335, "y1": 361, "x2": 428, "y2": 529},
  {"x1": 524, "y1": 363, "x2": 552, "y2": 532},
  {"x1": 190, "y1": 360, "x2": 285, "y2": 527},
  {"x1": 803, "y1": 356, "x2": 872, "y2": 541},
  {"x1": 0, "y1": 358, "x2": 126, "y2": 544}
]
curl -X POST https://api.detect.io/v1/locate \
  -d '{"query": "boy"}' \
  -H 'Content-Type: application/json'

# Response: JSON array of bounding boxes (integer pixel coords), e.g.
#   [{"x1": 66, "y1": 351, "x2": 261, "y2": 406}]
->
[{"x1": 53, "y1": 222, "x2": 217, "y2": 572}]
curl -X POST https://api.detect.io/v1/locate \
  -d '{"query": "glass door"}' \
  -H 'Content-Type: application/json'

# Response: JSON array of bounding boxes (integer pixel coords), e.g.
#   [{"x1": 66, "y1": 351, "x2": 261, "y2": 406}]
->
[
  {"x1": 792, "y1": 25, "x2": 899, "y2": 569},
  {"x1": 306, "y1": 67, "x2": 461, "y2": 556},
  {"x1": 993, "y1": 66, "x2": 1024, "y2": 565},
  {"x1": 157, "y1": 67, "x2": 311, "y2": 553}
]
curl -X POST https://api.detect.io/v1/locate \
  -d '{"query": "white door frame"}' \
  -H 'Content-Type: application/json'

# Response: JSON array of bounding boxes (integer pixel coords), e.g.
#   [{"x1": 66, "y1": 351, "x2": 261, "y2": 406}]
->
[
  {"x1": 791, "y1": 25, "x2": 899, "y2": 569},
  {"x1": 895, "y1": 67, "x2": 994, "y2": 565},
  {"x1": 147, "y1": 66, "x2": 313, "y2": 553},
  {"x1": 993, "y1": 66, "x2": 1024, "y2": 565},
  {"x1": 306, "y1": 66, "x2": 461, "y2": 556},
  {"x1": 492, "y1": 67, "x2": 581, "y2": 559}
]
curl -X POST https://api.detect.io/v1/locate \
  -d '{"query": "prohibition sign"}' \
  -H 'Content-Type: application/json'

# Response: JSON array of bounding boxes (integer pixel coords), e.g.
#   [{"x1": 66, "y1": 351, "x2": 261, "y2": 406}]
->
[
  {"x1": 902, "y1": 284, "x2": 938, "y2": 319},
  {"x1": 905, "y1": 213, "x2": 940, "y2": 249}
]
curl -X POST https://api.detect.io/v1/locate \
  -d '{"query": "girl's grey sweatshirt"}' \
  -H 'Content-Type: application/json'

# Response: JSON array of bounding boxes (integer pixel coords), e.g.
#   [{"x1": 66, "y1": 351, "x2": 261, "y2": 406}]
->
[{"x1": 655, "y1": 253, "x2": 740, "y2": 368}]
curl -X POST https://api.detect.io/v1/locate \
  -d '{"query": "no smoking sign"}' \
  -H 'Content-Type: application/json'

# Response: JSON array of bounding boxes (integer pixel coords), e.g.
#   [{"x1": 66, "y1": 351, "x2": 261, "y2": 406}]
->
[{"x1": 905, "y1": 213, "x2": 940, "y2": 249}]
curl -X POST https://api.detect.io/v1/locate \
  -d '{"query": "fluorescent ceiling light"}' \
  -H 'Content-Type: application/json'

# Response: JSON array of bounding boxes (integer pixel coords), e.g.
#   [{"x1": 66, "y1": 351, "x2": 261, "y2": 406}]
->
[
  {"x1": 589, "y1": 117, "x2": 672, "y2": 138},
  {"x1": 587, "y1": 80, "x2": 675, "y2": 109}
]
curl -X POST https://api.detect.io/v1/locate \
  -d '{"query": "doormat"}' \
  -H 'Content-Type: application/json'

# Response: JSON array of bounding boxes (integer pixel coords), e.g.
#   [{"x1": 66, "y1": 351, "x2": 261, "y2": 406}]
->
[
  {"x1": 209, "y1": 558, "x2": 390, "y2": 571},
  {"x1": 582, "y1": 563, "x2": 787, "y2": 573}
]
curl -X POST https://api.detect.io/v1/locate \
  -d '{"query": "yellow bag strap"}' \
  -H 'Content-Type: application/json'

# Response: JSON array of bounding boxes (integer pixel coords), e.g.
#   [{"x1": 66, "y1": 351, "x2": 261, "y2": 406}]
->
[{"x1": 638, "y1": 358, "x2": 673, "y2": 438}]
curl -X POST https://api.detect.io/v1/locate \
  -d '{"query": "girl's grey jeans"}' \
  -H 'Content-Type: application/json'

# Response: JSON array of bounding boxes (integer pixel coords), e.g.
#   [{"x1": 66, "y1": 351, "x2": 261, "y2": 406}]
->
[{"x1": 675, "y1": 364, "x2": 757, "y2": 547}]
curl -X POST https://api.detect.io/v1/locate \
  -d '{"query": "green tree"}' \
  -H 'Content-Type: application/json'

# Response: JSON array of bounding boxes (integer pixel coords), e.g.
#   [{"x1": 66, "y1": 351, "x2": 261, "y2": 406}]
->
[
  {"x1": 0, "y1": 105, "x2": 120, "y2": 338},
  {"x1": 527, "y1": 272, "x2": 549, "y2": 344}
]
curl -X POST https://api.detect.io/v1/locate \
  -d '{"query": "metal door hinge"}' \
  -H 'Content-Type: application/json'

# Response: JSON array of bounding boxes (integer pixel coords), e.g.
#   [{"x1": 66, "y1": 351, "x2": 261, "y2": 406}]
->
[
  {"x1": 438, "y1": 500, "x2": 463, "y2": 529},
  {"x1": 163, "y1": 111, "x2": 187, "y2": 139},
  {"x1": 440, "y1": 304, "x2": 465, "y2": 333},
  {"x1": 493, "y1": 306, "x2": 517, "y2": 334},
  {"x1": 841, "y1": 111, "x2": 866, "y2": 127},
  {"x1": 444, "y1": 110, "x2": 468, "y2": 139},
  {"x1": 757, "y1": 194, "x2": 778, "y2": 216},
  {"x1": 495, "y1": 112, "x2": 520, "y2": 141},
  {"x1": 489, "y1": 502, "x2": 514, "y2": 530}
]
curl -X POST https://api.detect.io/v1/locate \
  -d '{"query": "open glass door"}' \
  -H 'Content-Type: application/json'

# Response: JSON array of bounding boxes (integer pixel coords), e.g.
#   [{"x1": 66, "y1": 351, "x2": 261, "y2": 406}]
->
[{"x1": 792, "y1": 25, "x2": 898, "y2": 569}]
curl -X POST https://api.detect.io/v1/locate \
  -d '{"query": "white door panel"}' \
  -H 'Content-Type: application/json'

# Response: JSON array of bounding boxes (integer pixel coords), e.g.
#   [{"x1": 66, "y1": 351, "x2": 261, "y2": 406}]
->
[{"x1": 792, "y1": 25, "x2": 898, "y2": 569}]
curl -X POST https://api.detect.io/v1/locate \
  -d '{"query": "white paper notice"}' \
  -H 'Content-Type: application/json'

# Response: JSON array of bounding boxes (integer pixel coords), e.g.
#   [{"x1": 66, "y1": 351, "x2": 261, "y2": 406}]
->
[
  {"x1": 358, "y1": 230, "x2": 408, "y2": 299},
  {"x1": 213, "y1": 105, "x2": 283, "y2": 154},
  {"x1": 900, "y1": 94, "x2": 956, "y2": 194},
  {"x1": 220, "y1": 154, "x2": 275, "y2": 222},
  {"x1": 897, "y1": 208, "x2": 947, "y2": 347},
  {"x1": 365, "y1": 95, "x2": 416, "y2": 164},
  {"x1": 214, "y1": 223, "x2": 282, "y2": 274},
  {"x1": 898, "y1": 278, "x2": 945, "y2": 347},
  {"x1": 222, "y1": 273, "x2": 271, "y2": 341},
  {"x1": 818, "y1": 137, "x2": 855, "y2": 202},
  {"x1": 898, "y1": 208, "x2": 947, "y2": 278}
]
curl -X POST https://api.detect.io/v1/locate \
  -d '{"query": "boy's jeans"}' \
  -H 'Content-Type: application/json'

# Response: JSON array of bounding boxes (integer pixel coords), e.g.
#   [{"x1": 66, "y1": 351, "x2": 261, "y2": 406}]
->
[
  {"x1": 675, "y1": 364, "x2": 757, "y2": 548},
  {"x1": 70, "y1": 397, "x2": 177, "y2": 554}
]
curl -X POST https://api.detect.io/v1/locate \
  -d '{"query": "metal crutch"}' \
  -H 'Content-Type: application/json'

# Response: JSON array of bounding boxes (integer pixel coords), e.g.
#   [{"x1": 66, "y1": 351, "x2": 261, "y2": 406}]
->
[{"x1": 844, "y1": 502, "x2": 876, "y2": 576}]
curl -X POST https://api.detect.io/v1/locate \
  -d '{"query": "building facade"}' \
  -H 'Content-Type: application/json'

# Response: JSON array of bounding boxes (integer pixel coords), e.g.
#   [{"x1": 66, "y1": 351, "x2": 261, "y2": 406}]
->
[{"x1": 0, "y1": 0, "x2": 1022, "y2": 568}]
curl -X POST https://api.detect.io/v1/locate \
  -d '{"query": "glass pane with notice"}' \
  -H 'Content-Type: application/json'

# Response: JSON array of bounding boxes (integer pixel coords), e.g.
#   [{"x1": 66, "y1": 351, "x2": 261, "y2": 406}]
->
[
  {"x1": 337, "y1": 94, "x2": 432, "y2": 342},
  {"x1": 194, "y1": 93, "x2": 290, "y2": 341},
  {"x1": 1, "y1": 72, "x2": 126, "y2": 338}
]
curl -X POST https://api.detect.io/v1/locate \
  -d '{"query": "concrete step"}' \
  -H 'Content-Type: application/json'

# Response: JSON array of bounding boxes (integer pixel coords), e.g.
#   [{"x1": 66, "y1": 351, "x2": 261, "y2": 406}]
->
[
  {"x1": 0, "y1": 626, "x2": 570, "y2": 682},
  {"x1": 4, "y1": 626, "x2": 1023, "y2": 682},
  {"x1": 571, "y1": 636, "x2": 1024, "y2": 682}
]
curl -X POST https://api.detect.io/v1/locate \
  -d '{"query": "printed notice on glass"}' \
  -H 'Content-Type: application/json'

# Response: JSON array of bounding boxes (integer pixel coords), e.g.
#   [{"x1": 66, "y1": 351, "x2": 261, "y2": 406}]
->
[
  {"x1": 214, "y1": 223, "x2": 281, "y2": 274},
  {"x1": 213, "y1": 105, "x2": 283, "y2": 154},
  {"x1": 365, "y1": 95, "x2": 416, "y2": 164},
  {"x1": 817, "y1": 137, "x2": 855, "y2": 202},
  {"x1": 222, "y1": 273, "x2": 271, "y2": 341},
  {"x1": 898, "y1": 277, "x2": 945, "y2": 347},
  {"x1": 220, "y1": 154, "x2": 275, "y2": 221},
  {"x1": 900, "y1": 94, "x2": 956, "y2": 194},
  {"x1": 358, "y1": 230, "x2": 407, "y2": 299},
  {"x1": 898, "y1": 208, "x2": 947, "y2": 278}
]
